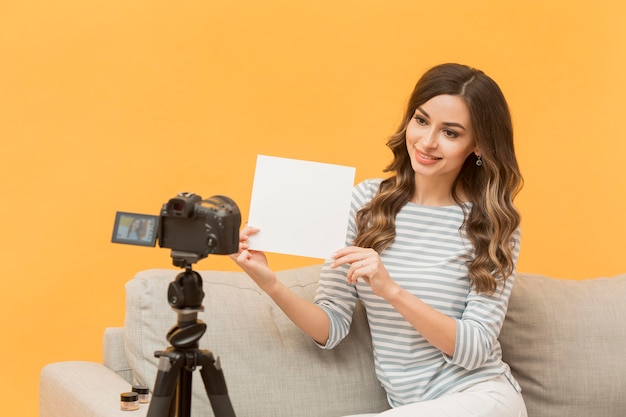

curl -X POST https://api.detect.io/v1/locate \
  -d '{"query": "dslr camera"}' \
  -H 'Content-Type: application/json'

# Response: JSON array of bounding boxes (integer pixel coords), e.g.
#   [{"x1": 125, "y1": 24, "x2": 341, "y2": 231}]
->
[{"x1": 112, "y1": 192, "x2": 241, "y2": 267}]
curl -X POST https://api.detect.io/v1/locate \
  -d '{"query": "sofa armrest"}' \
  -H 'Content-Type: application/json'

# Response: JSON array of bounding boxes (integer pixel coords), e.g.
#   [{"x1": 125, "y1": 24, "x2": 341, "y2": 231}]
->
[
  {"x1": 40, "y1": 361, "x2": 148, "y2": 417},
  {"x1": 103, "y1": 327, "x2": 132, "y2": 383}
]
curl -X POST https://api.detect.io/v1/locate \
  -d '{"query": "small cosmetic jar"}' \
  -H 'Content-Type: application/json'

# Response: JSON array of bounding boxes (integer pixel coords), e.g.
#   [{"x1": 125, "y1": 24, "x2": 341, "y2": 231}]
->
[
  {"x1": 120, "y1": 392, "x2": 139, "y2": 411},
  {"x1": 132, "y1": 385, "x2": 150, "y2": 403}
]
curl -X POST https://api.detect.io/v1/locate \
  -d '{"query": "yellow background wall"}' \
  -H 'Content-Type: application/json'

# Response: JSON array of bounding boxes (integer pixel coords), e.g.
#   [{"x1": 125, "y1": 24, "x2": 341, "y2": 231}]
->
[{"x1": 1, "y1": 1, "x2": 625, "y2": 415}]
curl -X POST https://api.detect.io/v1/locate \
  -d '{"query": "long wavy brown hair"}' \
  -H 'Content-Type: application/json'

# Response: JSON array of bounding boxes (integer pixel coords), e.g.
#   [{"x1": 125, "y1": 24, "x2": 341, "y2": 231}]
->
[{"x1": 354, "y1": 63, "x2": 523, "y2": 294}]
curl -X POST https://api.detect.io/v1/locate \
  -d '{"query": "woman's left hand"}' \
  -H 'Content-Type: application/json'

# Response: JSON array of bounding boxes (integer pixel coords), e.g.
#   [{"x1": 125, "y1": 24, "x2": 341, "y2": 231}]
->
[{"x1": 330, "y1": 246, "x2": 398, "y2": 298}]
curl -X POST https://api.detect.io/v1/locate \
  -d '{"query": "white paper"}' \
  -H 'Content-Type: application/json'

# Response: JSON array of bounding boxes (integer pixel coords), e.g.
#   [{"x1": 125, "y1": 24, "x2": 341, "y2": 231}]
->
[{"x1": 247, "y1": 155, "x2": 356, "y2": 259}]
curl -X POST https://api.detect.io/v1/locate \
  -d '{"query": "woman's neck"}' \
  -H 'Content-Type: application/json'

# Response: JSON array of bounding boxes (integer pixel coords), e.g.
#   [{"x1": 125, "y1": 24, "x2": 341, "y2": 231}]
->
[{"x1": 411, "y1": 177, "x2": 467, "y2": 206}]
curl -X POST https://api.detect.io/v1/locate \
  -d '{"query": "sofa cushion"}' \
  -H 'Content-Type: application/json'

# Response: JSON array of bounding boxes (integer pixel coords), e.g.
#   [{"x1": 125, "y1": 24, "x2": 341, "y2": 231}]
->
[
  {"x1": 500, "y1": 272, "x2": 626, "y2": 417},
  {"x1": 124, "y1": 264, "x2": 389, "y2": 417}
]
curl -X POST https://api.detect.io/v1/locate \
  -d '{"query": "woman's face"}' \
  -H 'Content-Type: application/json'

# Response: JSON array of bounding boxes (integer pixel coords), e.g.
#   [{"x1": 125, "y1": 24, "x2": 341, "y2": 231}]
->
[{"x1": 405, "y1": 94, "x2": 478, "y2": 185}]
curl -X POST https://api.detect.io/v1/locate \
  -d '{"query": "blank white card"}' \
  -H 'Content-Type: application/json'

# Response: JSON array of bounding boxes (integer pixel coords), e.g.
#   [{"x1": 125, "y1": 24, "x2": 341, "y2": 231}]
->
[{"x1": 247, "y1": 155, "x2": 356, "y2": 259}]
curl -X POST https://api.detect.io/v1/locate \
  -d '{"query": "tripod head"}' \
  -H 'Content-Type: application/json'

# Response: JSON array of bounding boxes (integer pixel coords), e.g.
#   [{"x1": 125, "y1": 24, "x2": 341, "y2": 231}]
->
[
  {"x1": 168, "y1": 251, "x2": 205, "y2": 309},
  {"x1": 165, "y1": 250, "x2": 207, "y2": 349},
  {"x1": 170, "y1": 250, "x2": 202, "y2": 270}
]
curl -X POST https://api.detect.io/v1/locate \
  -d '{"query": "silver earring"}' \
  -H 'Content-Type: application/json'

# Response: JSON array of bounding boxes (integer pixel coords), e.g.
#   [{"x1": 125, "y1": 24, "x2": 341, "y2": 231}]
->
[{"x1": 475, "y1": 156, "x2": 483, "y2": 166}]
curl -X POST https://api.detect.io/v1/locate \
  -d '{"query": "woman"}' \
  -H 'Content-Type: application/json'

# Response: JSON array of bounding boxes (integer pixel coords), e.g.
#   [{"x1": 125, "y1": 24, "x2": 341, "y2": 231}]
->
[{"x1": 232, "y1": 63, "x2": 526, "y2": 417}]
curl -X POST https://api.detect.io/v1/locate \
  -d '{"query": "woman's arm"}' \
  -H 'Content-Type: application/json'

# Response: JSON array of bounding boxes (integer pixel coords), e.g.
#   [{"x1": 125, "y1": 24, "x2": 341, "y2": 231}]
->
[
  {"x1": 332, "y1": 246, "x2": 513, "y2": 366},
  {"x1": 383, "y1": 285, "x2": 458, "y2": 357},
  {"x1": 331, "y1": 246, "x2": 457, "y2": 356},
  {"x1": 231, "y1": 226, "x2": 330, "y2": 345}
]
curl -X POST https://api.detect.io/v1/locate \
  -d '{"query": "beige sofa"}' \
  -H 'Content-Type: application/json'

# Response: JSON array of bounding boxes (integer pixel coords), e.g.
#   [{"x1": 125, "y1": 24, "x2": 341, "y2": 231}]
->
[{"x1": 40, "y1": 265, "x2": 626, "y2": 417}]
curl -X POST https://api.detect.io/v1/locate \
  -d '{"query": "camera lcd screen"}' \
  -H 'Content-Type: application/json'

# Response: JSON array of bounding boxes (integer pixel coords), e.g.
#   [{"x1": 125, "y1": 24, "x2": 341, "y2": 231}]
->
[{"x1": 111, "y1": 212, "x2": 159, "y2": 247}]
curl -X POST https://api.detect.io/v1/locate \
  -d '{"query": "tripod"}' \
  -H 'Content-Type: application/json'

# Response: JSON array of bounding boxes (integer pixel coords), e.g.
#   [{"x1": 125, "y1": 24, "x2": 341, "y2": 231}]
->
[{"x1": 147, "y1": 252, "x2": 237, "y2": 417}]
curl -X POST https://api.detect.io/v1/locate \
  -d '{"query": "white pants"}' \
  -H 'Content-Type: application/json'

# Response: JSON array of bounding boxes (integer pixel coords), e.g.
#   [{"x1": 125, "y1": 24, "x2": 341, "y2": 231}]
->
[{"x1": 345, "y1": 375, "x2": 527, "y2": 417}]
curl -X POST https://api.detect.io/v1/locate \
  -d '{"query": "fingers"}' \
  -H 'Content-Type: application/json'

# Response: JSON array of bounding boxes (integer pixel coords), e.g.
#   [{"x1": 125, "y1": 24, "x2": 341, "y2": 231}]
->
[
  {"x1": 330, "y1": 247, "x2": 380, "y2": 285},
  {"x1": 231, "y1": 249, "x2": 258, "y2": 272},
  {"x1": 230, "y1": 223, "x2": 259, "y2": 263},
  {"x1": 241, "y1": 224, "x2": 260, "y2": 236},
  {"x1": 347, "y1": 260, "x2": 373, "y2": 285},
  {"x1": 237, "y1": 224, "x2": 260, "y2": 252},
  {"x1": 236, "y1": 249, "x2": 247, "y2": 262},
  {"x1": 239, "y1": 225, "x2": 259, "y2": 243},
  {"x1": 331, "y1": 247, "x2": 375, "y2": 268},
  {"x1": 348, "y1": 262, "x2": 368, "y2": 284}
]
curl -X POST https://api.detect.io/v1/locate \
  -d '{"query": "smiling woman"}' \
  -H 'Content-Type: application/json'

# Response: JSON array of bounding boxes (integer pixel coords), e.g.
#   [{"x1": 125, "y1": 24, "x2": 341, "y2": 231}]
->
[{"x1": 232, "y1": 63, "x2": 527, "y2": 417}]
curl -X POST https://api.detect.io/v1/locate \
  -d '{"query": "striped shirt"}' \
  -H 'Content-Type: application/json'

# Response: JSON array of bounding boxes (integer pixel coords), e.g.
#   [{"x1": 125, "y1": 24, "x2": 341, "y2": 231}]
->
[{"x1": 314, "y1": 178, "x2": 521, "y2": 407}]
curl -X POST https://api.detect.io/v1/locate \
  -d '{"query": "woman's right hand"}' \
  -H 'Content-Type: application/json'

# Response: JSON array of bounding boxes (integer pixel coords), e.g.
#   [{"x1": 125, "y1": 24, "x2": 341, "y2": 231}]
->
[
  {"x1": 230, "y1": 225, "x2": 330, "y2": 344},
  {"x1": 229, "y1": 225, "x2": 276, "y2": 291}
]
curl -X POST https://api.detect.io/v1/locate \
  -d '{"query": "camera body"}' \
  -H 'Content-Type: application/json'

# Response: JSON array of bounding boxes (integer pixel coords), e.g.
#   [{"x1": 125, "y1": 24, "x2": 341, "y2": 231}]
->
[
  {"x1": 159, "y1": 193, "x2": 241, "y2": 260},
  {"x1": 112, "y1": 192, "x2": 241, "y2": 267}
]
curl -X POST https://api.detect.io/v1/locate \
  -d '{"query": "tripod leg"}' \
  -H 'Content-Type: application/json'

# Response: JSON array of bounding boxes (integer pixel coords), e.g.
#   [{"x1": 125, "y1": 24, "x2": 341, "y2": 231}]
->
[
  {"x1": 177, "y1": 366, "x2": 193, "y2": 417},
  {"x1": 196, "y1": 350, "x2": 237, "y2": 417},
  {"x1": 147, "y1": 349, "x2": 184, "y2": 417}
]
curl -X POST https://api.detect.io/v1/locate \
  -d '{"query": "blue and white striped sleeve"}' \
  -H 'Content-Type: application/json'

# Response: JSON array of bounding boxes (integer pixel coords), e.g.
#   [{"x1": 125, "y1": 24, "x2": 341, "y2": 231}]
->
[
  {"x1": 314, "y1": 179, "x2": 381, "y2": 349},
  {"x1": 446, "y1": 230, "x2": 521, "y2": 369}
]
